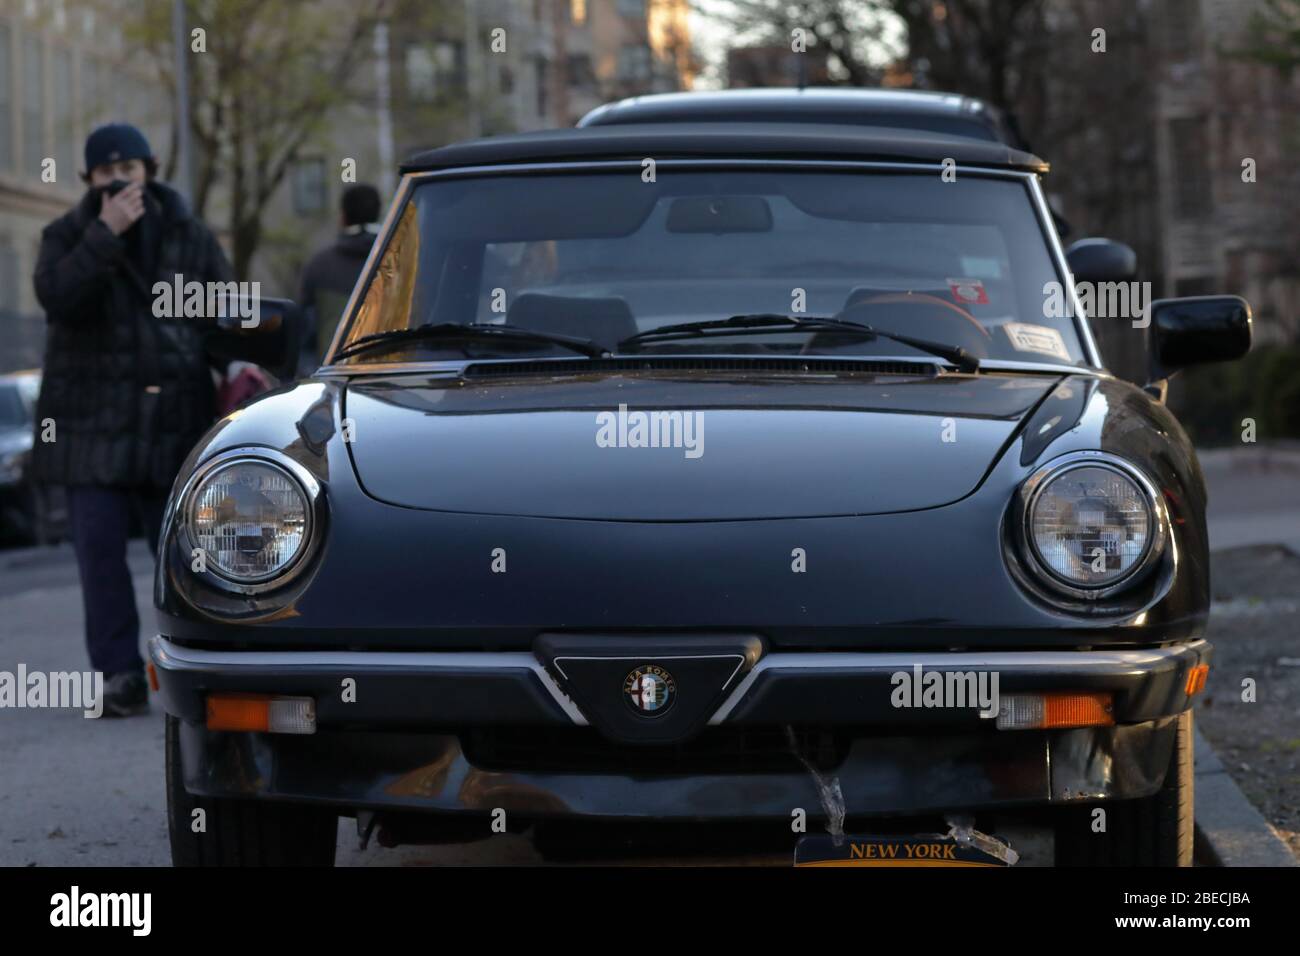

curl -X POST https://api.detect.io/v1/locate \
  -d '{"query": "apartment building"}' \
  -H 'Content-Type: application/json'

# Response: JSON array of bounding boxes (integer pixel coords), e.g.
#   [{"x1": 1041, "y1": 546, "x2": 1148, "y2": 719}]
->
[{"x1": 1152, "y1": 0, "x2": 1300, "y2": 342}]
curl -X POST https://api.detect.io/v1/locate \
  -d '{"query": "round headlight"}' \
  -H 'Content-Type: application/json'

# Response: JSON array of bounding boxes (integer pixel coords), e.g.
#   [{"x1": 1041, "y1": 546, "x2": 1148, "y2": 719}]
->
[
  {"x1": 187, "y1": 460, "x2": 310, "y2": 582},
  {"x1": 1024, "y1": 459, "x2": 1160, "y2": 592}
]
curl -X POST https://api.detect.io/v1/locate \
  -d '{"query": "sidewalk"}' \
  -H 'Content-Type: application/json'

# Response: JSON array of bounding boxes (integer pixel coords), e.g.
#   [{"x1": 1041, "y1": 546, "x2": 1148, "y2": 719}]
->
[{"x1": 1201, "y1": 443, "x2": 1300, "y2": 555}]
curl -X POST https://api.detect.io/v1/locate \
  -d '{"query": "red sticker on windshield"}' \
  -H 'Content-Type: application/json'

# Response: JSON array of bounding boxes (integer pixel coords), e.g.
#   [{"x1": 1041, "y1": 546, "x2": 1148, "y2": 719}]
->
[{"x1": 948, "y1": 278, "x2": 988, "y2": 305}]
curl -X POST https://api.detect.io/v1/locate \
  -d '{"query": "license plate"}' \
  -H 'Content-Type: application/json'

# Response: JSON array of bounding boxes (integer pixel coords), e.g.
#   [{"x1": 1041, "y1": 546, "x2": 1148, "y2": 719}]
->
[{"x1": 794, "y1": 834, "x2": 1011, "y2": 867}]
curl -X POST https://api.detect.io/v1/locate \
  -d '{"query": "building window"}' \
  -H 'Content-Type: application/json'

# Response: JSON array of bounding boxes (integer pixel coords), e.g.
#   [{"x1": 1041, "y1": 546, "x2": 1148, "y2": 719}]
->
[
  {"x1": 53, "y1": 46, "x2": 74, "y2": 182},
  {"x1": 0, "y1": 237, "x2": 18, "y2": 312},
  {"x1": 292, "y1": 157, "x2": 327, "y2": 217},
  {"x1": 571, "y1": 0, "x2": 587, "y2": 24},
  {"x1": 1161, "y1": 0, "x2": 1201, "y2": 63},
  {"x1": 617, "y1": 44, "x2": 652, "y2": 82},
  {"x1": 81, "y1": 55, "x2": 100, "y2": 133},
  {"x1": 616, "y1": 0, "x2": 646, "y2": 18},
  {"x1": 536, "y1": 58, "x2": 547, "y2": 118},
  {"x1": 111, "y1": 68, "x2": 131, "y2": 119},
  {"x1": 405, "y1": 45, "x2": 435, "y2": 99},
  {"x1": 568, "y1": 54, "x2": 595, "y2": 91},
  {"x1": 1168, "y1": 117, "x2": 1211, "y2": 220},
  {"x1": 434, "y1": 40, "x2": 466, "y2": 91},
  {"x1": 405, "y1": 40, "x2": 465, "y2": 101},
  {"x1": 0, "y1": 21, "x2": 12, "y2": 171},
  {"x1": 148, "y1": 86, "x2": 169, "y2": 165},
  {"x1": 21, "y1": 37, "x2": 43, "y2": 176}
]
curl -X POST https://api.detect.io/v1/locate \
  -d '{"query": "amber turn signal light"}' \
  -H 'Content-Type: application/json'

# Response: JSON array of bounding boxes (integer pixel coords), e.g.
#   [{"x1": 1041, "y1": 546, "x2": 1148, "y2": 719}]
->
[
  {"x1": 205, "y1": 693, "x2": 316, "y2": 734},
  {"x1": 996, "y1": 691, "x2": 1115, "y2": 730}
]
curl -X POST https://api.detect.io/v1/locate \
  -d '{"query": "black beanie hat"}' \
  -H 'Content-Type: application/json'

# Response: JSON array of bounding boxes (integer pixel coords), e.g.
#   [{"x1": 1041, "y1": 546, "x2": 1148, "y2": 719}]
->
[{"x1": 84, "y1": 122, "x2": 152, "y2": 173}]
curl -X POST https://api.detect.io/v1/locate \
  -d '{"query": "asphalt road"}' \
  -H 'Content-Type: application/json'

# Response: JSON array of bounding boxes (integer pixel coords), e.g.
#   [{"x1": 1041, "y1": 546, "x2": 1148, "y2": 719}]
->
[{"x1": 2, "y1": 444, "x2": 1297, "y2": 867}]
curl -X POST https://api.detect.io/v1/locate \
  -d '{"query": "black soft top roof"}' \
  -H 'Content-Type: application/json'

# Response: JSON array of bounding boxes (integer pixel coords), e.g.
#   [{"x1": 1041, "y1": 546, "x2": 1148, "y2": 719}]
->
[{"x1": 400, "y1": 122, "x2": 1049, "y2": 175}]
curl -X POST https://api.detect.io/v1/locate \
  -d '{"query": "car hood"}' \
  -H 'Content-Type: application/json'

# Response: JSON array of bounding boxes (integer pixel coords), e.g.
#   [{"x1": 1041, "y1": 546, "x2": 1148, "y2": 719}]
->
[{"x1": 343, "y1": 370, "x2": 1059, "y2": 520}]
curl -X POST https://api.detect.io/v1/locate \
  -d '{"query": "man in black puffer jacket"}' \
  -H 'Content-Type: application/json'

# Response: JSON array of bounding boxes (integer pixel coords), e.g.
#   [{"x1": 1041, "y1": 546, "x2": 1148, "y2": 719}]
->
[{"x1": 32, "y1": 123, "x2": 233, "y2": 717}]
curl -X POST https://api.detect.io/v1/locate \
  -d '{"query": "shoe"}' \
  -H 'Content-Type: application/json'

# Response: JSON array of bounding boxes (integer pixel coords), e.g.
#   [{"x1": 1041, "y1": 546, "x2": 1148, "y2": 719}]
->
[{"x1": 101, "y1": 671, "x2": 150, "y2": 718}]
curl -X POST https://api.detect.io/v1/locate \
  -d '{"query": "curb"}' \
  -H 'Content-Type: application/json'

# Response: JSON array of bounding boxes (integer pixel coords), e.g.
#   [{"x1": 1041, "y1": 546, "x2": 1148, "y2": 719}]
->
[{"x1": 1193, "y1": 728, "x2": 1297, "y2": 867}]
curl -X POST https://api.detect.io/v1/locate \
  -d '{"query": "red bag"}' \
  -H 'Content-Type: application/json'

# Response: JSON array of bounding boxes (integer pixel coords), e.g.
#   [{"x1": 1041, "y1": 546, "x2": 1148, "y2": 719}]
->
[{"x1": 216, "y1": 365, "x2": 273, "y2": 416}]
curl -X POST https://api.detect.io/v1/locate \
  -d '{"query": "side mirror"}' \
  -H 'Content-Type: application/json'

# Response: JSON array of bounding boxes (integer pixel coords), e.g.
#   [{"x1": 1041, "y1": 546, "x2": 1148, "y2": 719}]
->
[
  {"x1": 1065, "y1": 238, "x2": 1137, "y2": 283},
  {"x1": 204, "y1": 296, "x2": 304, "y2": 382},
  {"x1": 1149, "y1": 295, "x2": 1252, "y2": 380}
]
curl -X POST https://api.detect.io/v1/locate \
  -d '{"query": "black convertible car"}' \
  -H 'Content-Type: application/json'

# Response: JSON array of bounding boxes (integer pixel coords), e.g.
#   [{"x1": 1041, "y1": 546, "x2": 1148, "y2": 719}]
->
[{"x1": 151, "y1": 121, "x2": 1250, "y2": 866}]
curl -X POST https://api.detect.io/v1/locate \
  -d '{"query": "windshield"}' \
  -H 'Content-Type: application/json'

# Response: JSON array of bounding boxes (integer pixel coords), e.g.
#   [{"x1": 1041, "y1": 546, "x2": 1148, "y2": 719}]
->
[{"x1": 333, "y1": 168, "x2": 1084, "y2": 367}]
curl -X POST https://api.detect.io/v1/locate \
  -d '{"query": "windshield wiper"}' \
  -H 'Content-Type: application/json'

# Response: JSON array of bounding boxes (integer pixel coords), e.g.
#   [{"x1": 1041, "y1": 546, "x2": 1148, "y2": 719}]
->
[
  {"x1": 617, "y1": 313, "x2": 980, "y2": 372},
  {"x1": 334, "y1": 322, "x2": 608, "y2": 361}
]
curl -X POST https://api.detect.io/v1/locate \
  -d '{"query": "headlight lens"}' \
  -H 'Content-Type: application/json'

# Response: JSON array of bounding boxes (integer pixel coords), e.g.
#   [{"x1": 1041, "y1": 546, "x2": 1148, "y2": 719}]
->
[
  {"x1": 188, "y1": 460, "x2": 309, "y2": 582},
  {"x1": 1027, "y1": 464, "x2": 1154, "y2": 589}
]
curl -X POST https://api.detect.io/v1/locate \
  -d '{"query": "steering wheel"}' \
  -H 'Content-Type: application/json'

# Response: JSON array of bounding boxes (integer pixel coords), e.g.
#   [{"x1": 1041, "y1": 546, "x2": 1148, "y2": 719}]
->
[
  {"x1": 843, "y1": 292, "x2": 990, "y2": 337},
  {"x1": 799, "y1": 291, "x2": 992, "y2": 356}
]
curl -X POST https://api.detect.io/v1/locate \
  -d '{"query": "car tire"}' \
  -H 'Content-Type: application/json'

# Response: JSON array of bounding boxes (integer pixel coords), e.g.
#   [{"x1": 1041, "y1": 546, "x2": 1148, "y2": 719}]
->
[
  {"x1": 1054, "y1": 710, "x2": 1194, "y2": 866},
  {"x1": 165, "y1": 715, "x2": 337, "y2": 867}
]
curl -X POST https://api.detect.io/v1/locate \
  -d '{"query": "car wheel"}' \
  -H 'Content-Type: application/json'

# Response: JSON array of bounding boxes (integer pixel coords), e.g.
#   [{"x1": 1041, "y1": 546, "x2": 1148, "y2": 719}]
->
[
  {"x1": 165, "y1": 715, "x2": 337, "y2": 867},
  {"x1": 1054, "y1": 710, "x2": 1194, "y2": 866}
]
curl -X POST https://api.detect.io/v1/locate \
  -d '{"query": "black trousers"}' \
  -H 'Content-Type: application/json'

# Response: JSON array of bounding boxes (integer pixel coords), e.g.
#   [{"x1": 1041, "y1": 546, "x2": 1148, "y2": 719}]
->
[{"x1": 67, "y1": 486, "x2": 167, "y2": 677}]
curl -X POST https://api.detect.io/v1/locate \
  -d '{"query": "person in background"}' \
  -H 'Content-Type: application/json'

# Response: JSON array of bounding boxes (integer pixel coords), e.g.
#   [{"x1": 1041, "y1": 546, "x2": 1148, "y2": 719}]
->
[
  {"x1": 31, "y1": 122, "x2": 234, "y2": 717},
  {"x1": 298, "y1": 183, "x2": 381, "y2": 370}
]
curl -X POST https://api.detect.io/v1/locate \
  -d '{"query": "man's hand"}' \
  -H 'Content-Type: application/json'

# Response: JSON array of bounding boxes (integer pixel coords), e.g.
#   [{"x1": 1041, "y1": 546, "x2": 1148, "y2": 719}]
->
[{"x1": 98, "y1": 182, "x2": 145, "y2": 235}]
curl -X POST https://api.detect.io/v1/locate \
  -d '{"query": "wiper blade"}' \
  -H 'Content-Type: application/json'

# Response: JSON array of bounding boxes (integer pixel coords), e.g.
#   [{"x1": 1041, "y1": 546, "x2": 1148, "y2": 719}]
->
[
  {"x1": 800, "y1": 315, "x2": 981, "y2": 373},
  {"x1": 618, "y1": 313, "x2": 801, "y2": 345},
  {"x1": 618, "y1": 313, "x2": 980, "y2": 372},
  {"x1": 334, "y1": 322, "x2": 608, "y2": 361}
]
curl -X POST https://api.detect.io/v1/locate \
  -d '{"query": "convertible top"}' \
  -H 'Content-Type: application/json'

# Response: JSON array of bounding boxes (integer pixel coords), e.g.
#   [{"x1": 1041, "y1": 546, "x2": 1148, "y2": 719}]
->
[{"x1": 399, "y1": 122, "x2": 1050, "y2": 175}]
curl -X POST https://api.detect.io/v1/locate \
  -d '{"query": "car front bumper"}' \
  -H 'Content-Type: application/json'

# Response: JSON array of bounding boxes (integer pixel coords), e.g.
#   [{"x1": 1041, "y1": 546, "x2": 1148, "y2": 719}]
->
[{"x1": 151, "y1": 636, "x2": 1208, "y2": 819}]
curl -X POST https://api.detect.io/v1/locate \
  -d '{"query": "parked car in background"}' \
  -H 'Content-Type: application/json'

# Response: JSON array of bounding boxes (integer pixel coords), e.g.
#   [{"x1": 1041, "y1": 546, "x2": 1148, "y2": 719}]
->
[
  {"x1": 578, "y1": 87, "x2": 1034, "y2": 150},
  {"x1": 0, "y1": 370, "x2": 65, "y2": 545},
  {"x1": 150, "y1": 120, "x2": 1250, "y2": 867}
]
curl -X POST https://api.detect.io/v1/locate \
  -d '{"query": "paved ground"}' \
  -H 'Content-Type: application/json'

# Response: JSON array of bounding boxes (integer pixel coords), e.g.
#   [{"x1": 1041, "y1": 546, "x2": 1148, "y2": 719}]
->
[
  {"x1": 1, "y1": 444, "x2": 1296, "y2": 866},
  {"x1": 1196, "y1": 544, "x2": 1300, "y2": 861},
  {"x1": 1201, "y1": 443, "x2": 1300, "y2": 553},
  {"x1": 0, "y1": 556, "x2": 489, "y2": 866}
]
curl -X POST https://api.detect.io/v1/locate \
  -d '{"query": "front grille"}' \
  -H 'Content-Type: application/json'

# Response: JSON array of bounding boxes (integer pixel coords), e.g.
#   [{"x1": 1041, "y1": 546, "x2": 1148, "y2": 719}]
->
[
  {"x1": 459, "y1": 725, "x2": 851, "y2": 774},
  {"x1": 463, "y1": 357, "x2": 937, "y2": 379}
]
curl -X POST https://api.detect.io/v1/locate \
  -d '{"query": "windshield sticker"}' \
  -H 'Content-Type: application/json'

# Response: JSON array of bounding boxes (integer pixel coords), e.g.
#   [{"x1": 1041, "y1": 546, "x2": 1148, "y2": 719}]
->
[
  {"x1": 1003, "y1": 322, "x2": 1070, "y2": 361},
  {"x1": 947, "y1": 277, "x2": 989, "y2": 305}
]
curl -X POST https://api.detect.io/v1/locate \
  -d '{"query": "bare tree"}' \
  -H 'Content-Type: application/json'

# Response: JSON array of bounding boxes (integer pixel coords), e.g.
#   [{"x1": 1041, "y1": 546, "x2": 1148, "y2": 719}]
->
[
  {"x1": 113, "y1": 0, "x2": 386, "y2": 278},
  {"x1": 884, "y1": 0, "x2": 1057, "y2": 144},
  {"x1": 709, "y1": 0, "x2": 898, "y2": 85}
]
